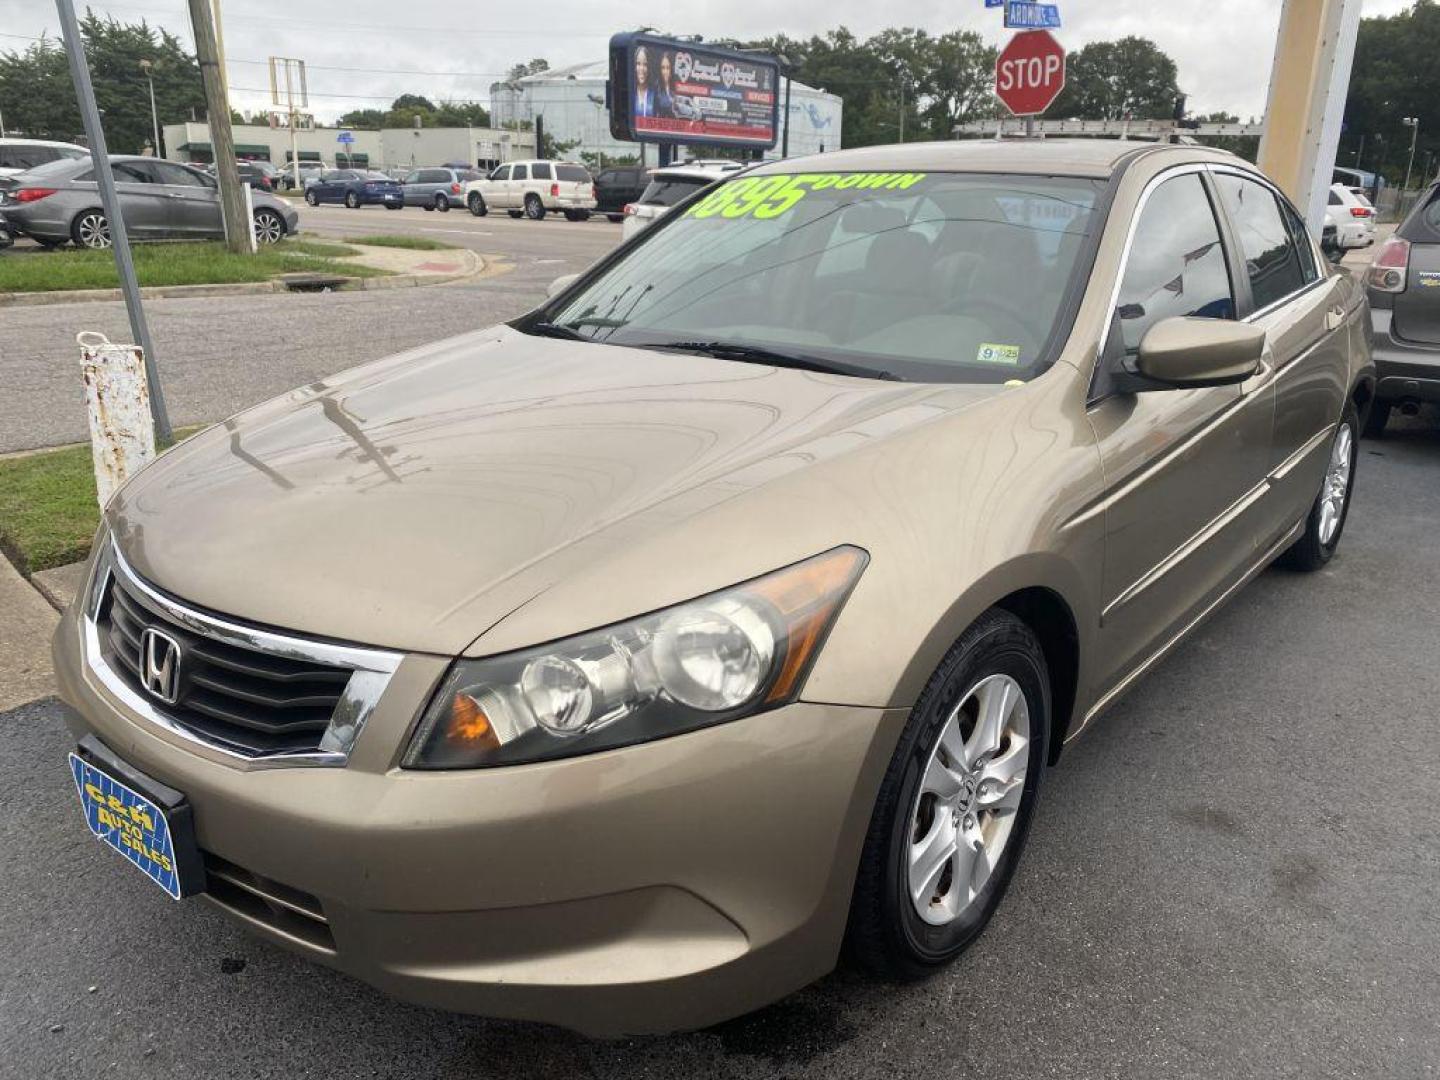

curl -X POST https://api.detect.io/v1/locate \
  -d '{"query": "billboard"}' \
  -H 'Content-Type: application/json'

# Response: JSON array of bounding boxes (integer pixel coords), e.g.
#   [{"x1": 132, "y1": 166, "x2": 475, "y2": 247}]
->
[{"x1": 608, "y1": 33, "x2": 780, "y2": 149}]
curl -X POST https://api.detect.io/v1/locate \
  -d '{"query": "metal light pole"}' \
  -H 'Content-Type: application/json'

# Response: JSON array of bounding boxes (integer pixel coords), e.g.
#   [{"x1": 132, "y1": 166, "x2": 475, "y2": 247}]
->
[
  {"x1": 140, "y1": 59, "x2": 162, "y2": 157},
  {"x1": 54, "y1": 0, "x2": 171, "y2": 441},
  {"x1": 1401, "y1": 115, "x2": 1420, "y2": 194}
]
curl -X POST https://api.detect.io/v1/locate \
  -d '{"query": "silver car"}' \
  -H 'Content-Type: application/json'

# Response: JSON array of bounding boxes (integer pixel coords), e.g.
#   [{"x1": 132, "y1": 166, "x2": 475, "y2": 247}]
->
[{"x1": 0, "y1": 154, "x2": 298, "y2": 249}]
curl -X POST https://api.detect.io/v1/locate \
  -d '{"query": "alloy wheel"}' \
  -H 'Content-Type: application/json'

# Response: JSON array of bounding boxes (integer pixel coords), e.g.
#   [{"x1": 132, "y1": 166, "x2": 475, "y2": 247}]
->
[
  {"x1": 76, "y1": 212, "x2": 110, "y2": 249},
  {"x1": 907, "y1": 673, "x2": 1029, "y2": 926},
  {"x1": 1318, "y1": 421, "x2": 1354, "y2": 547},
  {"x1": 253, "y1": 211, "x2": 284, "y2": 245}
]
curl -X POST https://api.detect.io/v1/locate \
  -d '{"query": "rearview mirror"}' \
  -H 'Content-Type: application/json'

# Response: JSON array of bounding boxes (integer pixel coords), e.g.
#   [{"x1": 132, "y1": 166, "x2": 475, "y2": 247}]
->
[
  {"x1": 1118, "y1": 317, "x2": 1266, "y2": 391},
  {"x1": 546, "y1": 273, "x2": 579, "y2": 299}
]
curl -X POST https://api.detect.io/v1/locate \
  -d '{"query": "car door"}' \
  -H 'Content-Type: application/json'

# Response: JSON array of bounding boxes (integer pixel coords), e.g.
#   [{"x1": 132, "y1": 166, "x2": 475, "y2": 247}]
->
[
  {"x1": 509, "y1": 163, "x2": 528, "y2": 207},
  {"x1": 1211, "y1": 169, "x2": 1351, "y2": 545},
  {"x1": 146, "y1": 160, "x2": 219, "y2": 236},
  {"x1": 1088, "y1": 167, "x2": 1275, "y2": 695},
  {"x1": 105, "y1": 161, "x2": 168, "y2": 237},
  {"x1": 487, "y1": 164, "x2": 511, "y2": 207},
  {"x1": 318, "y1": 170, "x2": 347, "y2": 203}
]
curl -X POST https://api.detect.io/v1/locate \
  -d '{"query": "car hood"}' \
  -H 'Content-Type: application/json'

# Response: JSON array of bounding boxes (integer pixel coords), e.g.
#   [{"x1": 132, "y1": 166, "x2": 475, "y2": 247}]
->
[{"x1": 108, "y1": 327, "x2": 999, "y2": 655}]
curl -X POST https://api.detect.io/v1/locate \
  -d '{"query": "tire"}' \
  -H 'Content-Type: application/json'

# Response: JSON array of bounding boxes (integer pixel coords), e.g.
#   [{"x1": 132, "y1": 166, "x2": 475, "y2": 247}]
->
[
  {"x1": 468, "y1": 193, "x2": 488, "y2": 217},
  {"x1": 523, "y1": 193, "x2": 545, "y2": 220},
  {"x1": 507, "y1": 210, "x2": 523, "y2": 219},
  {"x1": 607, "y1": 213, "x2": 624, "y2": 223},
  {"x1": 1362, "y1": 399, "x2": 1391, "y2": 440},
  {"x1": 434, "y1": 192, "x2": 450, "y2": 213},
  {"x1": 423, "y1": 204, "x2": 435, "y2": 212},
  {"x1": 252, "y1": 209, "x2": 285, "y2": 245},
  {"x1": 847, "y1": 609, "x2": 1049, "y2": 981},
  {"x1": 1278, "y1": 402, "x2": 1359, "y2": 572},
  {"x1": 71, "y1": 209, "x2": 111, "y2": 250},
  {"x1": 385, "y1": 203, "x2": 402, "y2": 210},
  {"x1": 563, "y1": 209, "x2": 591, "y2": 222},
  {"x1": 305, "y1": 189, "x2": 318, "y2": 206},
  {"x1": 344, "y1": 191, "x2": 360, "y2": 209}
]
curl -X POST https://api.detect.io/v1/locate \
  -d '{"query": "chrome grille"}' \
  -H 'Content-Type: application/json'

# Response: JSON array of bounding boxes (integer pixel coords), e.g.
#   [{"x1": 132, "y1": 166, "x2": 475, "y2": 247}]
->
[{"x1": 83, "y1": 539, "x2": 401, "y2": 767}]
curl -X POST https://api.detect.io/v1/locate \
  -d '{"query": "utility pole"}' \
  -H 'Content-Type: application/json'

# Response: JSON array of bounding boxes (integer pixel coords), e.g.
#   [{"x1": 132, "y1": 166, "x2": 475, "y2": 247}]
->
[
  {"x1": 54, "y1": 0, "x2": 172, "y2": 442},
  {"x1": 1401, "y1": 115, "x2": 1420, "y2": 194},
  {"x1": 187, "y1": 0, "x2": 248, "y2": 252},
  {"x1": 140, "y1": 59, "x2": 161, "y2": 157},
  {"x1": 898, "y1": 77, "x2": 905, "y2": 142}
]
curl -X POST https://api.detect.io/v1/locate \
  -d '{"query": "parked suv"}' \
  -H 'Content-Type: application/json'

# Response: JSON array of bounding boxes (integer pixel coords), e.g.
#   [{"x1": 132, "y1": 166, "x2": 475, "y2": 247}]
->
[
  {"x1": 1327, "y1": 183, "x2": 1375, "y2": 251},
  {"x1": 1364, "y1": 179, "x2": 1440, "y2": 434},
  {"x1": 402, "y1": 166, "x2": 483, "y2": 211},
  {"x1": 0, "y1": 138, "x2": 88, "y2": 185},
  {"x1": 464, "y1": 160, "x2": 595, "y2": 220},
  {"x1": 593, "y1": 165, "x2": 647, "y2": 222},
  {"x1": 620, "y1": 163, "x2": 745, "y2": 241}
]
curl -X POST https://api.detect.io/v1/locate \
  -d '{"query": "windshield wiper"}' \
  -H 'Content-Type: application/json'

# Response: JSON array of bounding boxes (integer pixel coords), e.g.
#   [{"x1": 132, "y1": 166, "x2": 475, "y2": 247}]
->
[
  {"x1": 526, "y1": 321, "x2": 587, "y2": 341},
  {"x1": 643, "y1": 340, "x2": 902, "y2": 381}
]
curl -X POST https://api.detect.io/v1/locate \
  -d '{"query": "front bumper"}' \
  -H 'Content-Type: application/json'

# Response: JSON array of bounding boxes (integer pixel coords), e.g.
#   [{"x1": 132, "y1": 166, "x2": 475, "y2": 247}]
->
[
  {"x1": 1369, "y1": 307, "x2": 1440, "y2": 404},
  {"x1": 51, "y1": 598, "x2": 903, "y2": 1036}
]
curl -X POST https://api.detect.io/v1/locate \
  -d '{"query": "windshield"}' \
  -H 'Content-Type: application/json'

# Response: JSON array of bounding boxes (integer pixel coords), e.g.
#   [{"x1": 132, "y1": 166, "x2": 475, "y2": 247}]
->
[
  {"x1": 546, "y1": 170, "x2": 1105, "y2": 382},
  {"x1": 640, "y1": 176, "x2": 711, "y2": 206}
]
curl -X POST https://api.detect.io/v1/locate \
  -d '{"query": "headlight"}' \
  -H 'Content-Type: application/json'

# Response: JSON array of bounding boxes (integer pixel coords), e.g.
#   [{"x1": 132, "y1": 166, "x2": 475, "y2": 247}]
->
[{"x1": 403, "y1": 546, "x2": 867, "y2": 769}]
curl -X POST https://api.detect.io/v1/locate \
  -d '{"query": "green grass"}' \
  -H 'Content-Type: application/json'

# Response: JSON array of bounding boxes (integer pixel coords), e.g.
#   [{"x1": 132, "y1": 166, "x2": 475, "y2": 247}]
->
[
  {"x1": 0, "y1": 445, "x2": 98, "y2": 573},
  {"x1": 0, "y1": 428, "x2": 203, "y2": 574},
  {"x1": 344, "y1": 234, "x2": 459, "y2": 251},
  {"x1": 0, "y1": 241, "x2": 387, "y2": 294}
]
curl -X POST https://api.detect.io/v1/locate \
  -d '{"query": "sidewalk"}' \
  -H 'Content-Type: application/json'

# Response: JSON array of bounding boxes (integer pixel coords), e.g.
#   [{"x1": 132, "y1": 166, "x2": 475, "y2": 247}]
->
[{"x1": 0, "y1": 555, "x2": 58, "y2": 711}]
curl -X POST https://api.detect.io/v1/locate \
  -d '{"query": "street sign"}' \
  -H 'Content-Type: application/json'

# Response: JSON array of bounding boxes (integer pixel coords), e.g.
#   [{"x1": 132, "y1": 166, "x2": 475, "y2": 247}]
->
[
  {"x1": 1005, "y1": 1, "x2": 1061, "y2": 29},
  {"x1": 336, "y1": 130, "x2": 355, "y2": 144},
  {"x1": 995, "y1": 30, "x2": 1066, "y2": 117},
  {"x1": 985, "y1": 0, "x2": 1005, "y2": 6}
]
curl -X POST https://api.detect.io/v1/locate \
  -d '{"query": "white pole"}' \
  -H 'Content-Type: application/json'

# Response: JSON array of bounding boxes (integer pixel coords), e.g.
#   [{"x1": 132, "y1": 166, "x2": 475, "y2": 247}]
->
[
  {"x1": 78, "y1": 333, "x2": 156, "y2": 507},
  {"x1": 243, "y1": 179, "x2": 256, "y2": 252}
]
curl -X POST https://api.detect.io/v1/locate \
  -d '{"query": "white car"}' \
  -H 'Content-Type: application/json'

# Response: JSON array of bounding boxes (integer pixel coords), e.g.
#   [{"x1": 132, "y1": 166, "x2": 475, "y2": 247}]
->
[
  {"x1": 1327, "y1": 183, "x2": 1376, "y2": 250},
  {"x1": 0, "y1": 138, "x2": 88, "y2": 181},
  {"x1": 463, "y1": 160, "x2": 596, "y2": 221},
  {"x1": 620, "y1": 163, "x2": 746, "y2": 242}
]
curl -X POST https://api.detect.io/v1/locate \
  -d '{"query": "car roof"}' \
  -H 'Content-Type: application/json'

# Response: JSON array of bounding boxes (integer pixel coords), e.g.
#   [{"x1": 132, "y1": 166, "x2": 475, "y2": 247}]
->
[
  {"x1": 0, "y1": 137, "x2": 87, "y2": 149},
  {"x1": 748, "y1": 138, "x2": 1174, "y2": 179}
]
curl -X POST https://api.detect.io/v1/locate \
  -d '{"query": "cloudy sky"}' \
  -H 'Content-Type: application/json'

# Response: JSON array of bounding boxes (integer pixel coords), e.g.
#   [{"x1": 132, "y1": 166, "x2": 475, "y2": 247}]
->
[{"x1": 1, "y1": 0, "x2": 1416, "y2": 124}]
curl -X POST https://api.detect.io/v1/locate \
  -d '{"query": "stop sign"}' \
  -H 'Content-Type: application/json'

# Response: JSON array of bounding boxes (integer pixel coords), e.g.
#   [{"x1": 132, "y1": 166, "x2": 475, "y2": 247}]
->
[{"x1": 995, "y1": 31, "x2": 1066, "y2": 117}]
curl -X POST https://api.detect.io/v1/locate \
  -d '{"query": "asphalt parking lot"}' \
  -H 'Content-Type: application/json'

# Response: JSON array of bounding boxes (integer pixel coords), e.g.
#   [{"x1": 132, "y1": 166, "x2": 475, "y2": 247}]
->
[{"x1": 3, "y1": 415, "x2": 1437, "y2": 1079}]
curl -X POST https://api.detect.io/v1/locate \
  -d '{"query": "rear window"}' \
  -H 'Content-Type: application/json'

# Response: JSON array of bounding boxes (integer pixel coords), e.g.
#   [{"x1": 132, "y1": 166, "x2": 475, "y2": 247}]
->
[
  {"x1": 14, "y1": 156, "x2": 84, "y2": 181},
  {"x1": 1399, "y1": 186, "x2": 1440, "y2": 242},
  {"x1": 556, "y1": 165, "x2": 589, "y2": 183},
  {"x1": 0, "y1": 144, "x2": 61, "y2": 170},
  {"x1": 639, "y1": 177, "x2": 709, "y2": 207}
]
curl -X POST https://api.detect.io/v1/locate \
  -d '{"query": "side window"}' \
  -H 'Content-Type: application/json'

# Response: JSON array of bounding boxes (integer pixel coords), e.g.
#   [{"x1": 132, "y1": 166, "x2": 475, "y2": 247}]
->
[
  {"x1": 488, "y1": 165, "x2": 510, "y2": 182},
  {"x1": 1328, "y1": 190, "x2": 1342, "y2": 206},
  {"x1": 403, "y1": 170, "x2": 421, "y2": 184},
  {"x1": 597, "y1": 170, "x2": 616, "y2": 185},
  {"x1": 1215, "y1": 175, "x2": 1308, "y2": 311},
  {"x1": 513, "y1": 164, "x2": 529, "y2": 181},
  {"x1": 112, "y1": 162, "x2": 153, "y2": 184},
  {"x1": 151, "y1": 162, "x2": 205, "y2": 187},
  {"x1": 1280, "y1": 200, "x2": 1319, "y2": 284},
  {"x1": 532, "y1": 162, "x2": 553, "y2": 180},
  {"x1": 1114, "y1": 173, "x2": 1235, "y2": 356}
]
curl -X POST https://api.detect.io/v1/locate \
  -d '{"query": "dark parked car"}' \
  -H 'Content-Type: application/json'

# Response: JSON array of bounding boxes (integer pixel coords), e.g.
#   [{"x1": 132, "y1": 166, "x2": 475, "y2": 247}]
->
[
  {"x1": 0, "y1": 155, "x2": 297, "y2": 248},
  {"x1": 234, "y1": 161, "x2": 278, "y2": 192},
  {"x1": 305, "y1": 169, "x2": 404, "y2": 209},
  {"x1": 1364, "y1": 179, "x2": 1440, "y2": 434},
  {"x1": 402, "y1": 166, "x2": 483, "y2": 211},
  {"x1": 593, "y1": 165, "x2": 647, "y2": 221}
]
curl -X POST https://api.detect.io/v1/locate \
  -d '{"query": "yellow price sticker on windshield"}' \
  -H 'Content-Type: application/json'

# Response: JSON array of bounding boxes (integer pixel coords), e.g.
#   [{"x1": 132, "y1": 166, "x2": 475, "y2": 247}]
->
[{"x1": 686, "y1": 172, "x2": 928, "y2": 221}]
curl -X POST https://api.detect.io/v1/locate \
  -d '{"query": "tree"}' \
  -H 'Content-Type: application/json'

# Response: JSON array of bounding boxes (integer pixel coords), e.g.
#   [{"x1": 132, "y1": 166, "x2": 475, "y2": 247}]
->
[
  {"x1": 1342, "y1": 0, "x2": 1440, "y2": 184},
  {"x1": 1193, "y1": 111, "x2": 1260, "y2": 162},
  {"x1": 1045, "y1": 36, "x2": 1181, "y2": 121},
  {"x1": 0, "y1": 16, "x2": 207, "y2": 153},
  {"x1": 337, "y1": 95, "x2": 489, "y2": 130},
  {"x1": 507, "y1": 58, "x2": 550, "y2": 82}
]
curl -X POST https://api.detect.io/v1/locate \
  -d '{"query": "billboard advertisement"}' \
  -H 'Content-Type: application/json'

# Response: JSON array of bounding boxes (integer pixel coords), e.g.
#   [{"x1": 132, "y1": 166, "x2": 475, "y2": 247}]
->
[{"x1": 608, "y1": 33, "x2": 780, "y2": 149}]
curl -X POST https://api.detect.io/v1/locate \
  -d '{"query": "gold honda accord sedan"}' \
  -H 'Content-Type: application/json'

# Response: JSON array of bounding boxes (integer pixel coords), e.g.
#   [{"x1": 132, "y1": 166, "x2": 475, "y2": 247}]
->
[{"x1": 54, "y1": 140, "x2": 1373, "y2": 1036}]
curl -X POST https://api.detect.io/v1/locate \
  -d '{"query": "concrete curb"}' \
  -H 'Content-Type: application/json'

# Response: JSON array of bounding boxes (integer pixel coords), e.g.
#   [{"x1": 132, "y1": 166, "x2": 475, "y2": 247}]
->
[{"x1": 0, "y1": 249, "x2": 484, "y2": 307}]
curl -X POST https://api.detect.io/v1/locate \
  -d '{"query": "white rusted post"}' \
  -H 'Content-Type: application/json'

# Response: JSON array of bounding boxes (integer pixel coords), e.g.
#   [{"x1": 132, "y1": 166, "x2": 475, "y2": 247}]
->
[
  {"x1": 78, "y1": 332, "x2": 156, "y2": 507},
  {"x1": 244, "y1": 179, "x2": 257, "y2": 253}
]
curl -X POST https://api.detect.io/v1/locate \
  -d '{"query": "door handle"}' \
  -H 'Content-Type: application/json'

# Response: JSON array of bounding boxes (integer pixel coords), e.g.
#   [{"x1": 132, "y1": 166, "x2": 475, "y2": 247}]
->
[{"x1": 1325, "y1": 306, "x2": 1344, "y2": 332}]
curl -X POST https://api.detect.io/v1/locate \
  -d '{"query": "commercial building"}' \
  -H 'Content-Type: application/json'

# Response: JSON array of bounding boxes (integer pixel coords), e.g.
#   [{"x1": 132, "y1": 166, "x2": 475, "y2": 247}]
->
[
  {"x1": 161, "y1": 121, "x2": 537, "y2": 172},
  {"x1": 489, "y1": 60, "x2": 843, "y2": 165}
]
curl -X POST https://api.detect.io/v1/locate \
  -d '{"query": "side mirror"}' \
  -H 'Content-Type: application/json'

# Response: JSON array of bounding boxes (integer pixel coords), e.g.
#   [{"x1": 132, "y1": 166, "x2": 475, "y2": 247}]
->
[
  {"x1": 1117, "y1": 317, "x2": 1266, "y2": 391},
  {"x1": 546, "y1": 273, "x2": 579, "y2": 299}
]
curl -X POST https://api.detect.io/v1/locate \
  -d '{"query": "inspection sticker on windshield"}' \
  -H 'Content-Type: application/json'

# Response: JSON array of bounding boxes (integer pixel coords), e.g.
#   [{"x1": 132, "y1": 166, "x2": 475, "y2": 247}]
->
[
  {"x1": 976, "y1": 343, "x2": 1022, "y2": 365},
  {"x1": 687, "y1": 172, "x2": 928, "y2": 221}
]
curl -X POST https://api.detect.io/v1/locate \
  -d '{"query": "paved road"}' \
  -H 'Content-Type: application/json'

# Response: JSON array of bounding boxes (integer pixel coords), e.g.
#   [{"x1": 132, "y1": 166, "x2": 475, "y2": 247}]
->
[
  {"x1": 0, "y1": 208, "x2": 621, "y2": 453},
  {"x1": 2, "y1": 421, "x2": 1437, "y2": 1079}
]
